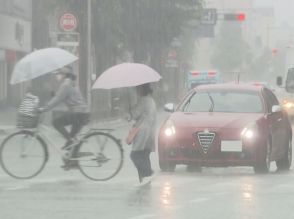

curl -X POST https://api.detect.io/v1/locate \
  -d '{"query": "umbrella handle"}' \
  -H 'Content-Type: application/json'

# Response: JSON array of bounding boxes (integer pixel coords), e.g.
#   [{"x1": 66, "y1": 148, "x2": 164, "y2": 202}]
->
[{"x1": 127, "y1": 88, "x2": 133, "y2": 119}]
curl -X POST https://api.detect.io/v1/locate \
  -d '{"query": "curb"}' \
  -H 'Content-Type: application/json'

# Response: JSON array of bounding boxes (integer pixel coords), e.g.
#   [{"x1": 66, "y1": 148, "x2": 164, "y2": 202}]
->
[
  {"x1": 0, "y1": 119, "x2": 129, "y2": 136},
  {"x1": 91, "y1": 118, "x2": 129, "y2": 129}
]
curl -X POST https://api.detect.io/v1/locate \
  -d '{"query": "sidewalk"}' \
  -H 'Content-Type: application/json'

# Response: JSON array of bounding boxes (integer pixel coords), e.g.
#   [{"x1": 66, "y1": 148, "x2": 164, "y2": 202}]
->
[
  {"x1": 0, "y1": 107, "x2": 18, "y2": 135},
  {"x1": 0, "y1": 107, "x2": 168, "y2": 136},
  {"x1": 0, "y1": 107, "x2": 129, "y2": 135},
  {"x1": 0, "y1": 107, "x2": 17, "y2": 125}
]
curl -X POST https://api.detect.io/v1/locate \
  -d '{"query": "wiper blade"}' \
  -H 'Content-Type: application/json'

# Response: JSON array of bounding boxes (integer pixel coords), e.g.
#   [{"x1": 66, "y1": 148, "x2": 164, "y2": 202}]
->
[
  {"x1": 183, "y1": 94, "x2": 193, "y2": 112},
  {"x1": 207, "y1": 92, "x2": 214, "y2": 112}
]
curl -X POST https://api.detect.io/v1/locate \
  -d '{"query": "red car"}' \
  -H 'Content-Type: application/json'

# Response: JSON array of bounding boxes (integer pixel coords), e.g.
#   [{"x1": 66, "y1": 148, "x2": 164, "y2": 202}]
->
[{"x1": 158, "y1": 84, "x2": 292, "y2": 173}]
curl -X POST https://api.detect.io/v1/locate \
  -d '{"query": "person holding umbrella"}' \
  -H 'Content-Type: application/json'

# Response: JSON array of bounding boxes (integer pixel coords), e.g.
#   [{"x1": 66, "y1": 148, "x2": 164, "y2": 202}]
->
[
  {"x1": 128, "y1": 83, "x2": 157, "y2": 186},
  {"x1": 38, "y1": 66, "x2": 90, "y2": 167},
  {"x1": 92, "y1": 62, "x2": 161, "y2": 184},
  {"x1": 10, "y1": 48, "x2": 83, "y2": 169}
]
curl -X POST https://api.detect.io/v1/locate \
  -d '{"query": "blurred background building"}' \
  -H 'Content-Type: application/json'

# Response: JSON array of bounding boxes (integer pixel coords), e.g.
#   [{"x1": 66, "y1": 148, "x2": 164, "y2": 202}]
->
[
  {"x1": 0, "y1": 0, "x2": 32, "y2": 106},
  {"x1": 1, "y1": 0, "x2": 292, "y2": 119}
]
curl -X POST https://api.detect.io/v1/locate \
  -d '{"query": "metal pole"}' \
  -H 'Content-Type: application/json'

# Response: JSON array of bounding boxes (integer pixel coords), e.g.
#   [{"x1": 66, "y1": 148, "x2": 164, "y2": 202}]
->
[{"x1": 87, "y1": 0, "x2": 92, "y2": 108}]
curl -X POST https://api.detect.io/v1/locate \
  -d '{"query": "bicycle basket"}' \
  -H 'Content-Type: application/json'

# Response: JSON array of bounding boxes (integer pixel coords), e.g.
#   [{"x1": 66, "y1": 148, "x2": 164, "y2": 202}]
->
[
  {"x1": 17, "y1": 93, "x2": 40, "y2": 128},
  {"x1": 17, "y1": 113, "x2": 39, "y2": 129}
]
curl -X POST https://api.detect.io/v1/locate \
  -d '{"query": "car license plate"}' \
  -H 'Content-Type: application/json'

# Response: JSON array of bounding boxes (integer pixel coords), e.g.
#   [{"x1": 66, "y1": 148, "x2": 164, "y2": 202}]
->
[{"x1": 221, "y1": 141, "x2": 242, "y2": 152}]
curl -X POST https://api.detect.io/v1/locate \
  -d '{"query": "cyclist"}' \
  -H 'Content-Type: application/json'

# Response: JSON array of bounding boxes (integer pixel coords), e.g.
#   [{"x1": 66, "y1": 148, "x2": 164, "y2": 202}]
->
[{"x1": 38, "y1": 66, "x2": 90, "y2": 167}]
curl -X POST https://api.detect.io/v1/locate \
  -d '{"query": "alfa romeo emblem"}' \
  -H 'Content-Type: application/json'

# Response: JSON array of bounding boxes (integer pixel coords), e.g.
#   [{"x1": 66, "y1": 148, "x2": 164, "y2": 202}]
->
[{"x1": 203, "y1": 129, "x2": 210, "y2": 133}]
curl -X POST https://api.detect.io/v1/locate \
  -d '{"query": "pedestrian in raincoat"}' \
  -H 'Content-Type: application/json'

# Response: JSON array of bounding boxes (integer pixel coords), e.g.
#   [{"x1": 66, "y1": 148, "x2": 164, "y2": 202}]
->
[{"x1": 129, "y1": 83, "x2": 157, "y2": 185}]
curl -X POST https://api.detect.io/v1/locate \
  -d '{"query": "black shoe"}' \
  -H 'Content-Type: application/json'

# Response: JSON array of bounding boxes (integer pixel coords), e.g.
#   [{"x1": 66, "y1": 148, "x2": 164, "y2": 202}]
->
[{"x1": 61, "y1": 160, "x2": 79, "y2": 170}]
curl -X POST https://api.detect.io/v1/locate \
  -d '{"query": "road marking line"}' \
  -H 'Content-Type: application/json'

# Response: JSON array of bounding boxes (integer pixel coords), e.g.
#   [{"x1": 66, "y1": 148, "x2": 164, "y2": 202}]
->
[
  {"x1": 85, "y1": 178, "x2": 136, "y2": 186},
  {"x1": 128, "y1": 214, "x2": 155, "y2": 219},
  {"x1": 2, "y1": 177, "x2": 81, "y2": 191},
  {"x1": 5, "y1": 185, "x2": 30, "y2": 191},
  {"x1": 189, "y1": 197, "x2": 210, "y2": 203}
]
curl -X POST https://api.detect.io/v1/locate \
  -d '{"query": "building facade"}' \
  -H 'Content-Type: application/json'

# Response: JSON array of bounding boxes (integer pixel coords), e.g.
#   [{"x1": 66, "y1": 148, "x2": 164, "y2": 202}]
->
[{"x1": 0, "y1": 0, "x2": 32, "y2": 106}]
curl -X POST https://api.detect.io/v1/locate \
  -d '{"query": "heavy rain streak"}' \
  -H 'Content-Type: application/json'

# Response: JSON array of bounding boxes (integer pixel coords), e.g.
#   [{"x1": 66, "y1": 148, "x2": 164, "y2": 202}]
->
[{"x1": 1, "y1": 0, "x2": 294, "y2": 219}]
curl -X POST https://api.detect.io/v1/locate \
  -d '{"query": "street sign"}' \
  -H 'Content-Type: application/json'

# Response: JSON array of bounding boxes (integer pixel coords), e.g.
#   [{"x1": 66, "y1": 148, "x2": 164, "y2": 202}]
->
[
  {"x1": 201, "y1": 9, "x2": 217, "y2": 25},
  {"x1": 56, "y1": 32, "x2": 79, "y2": 57},
  {"x1": 54, "y1": 32, "x2": 80, "y2": 82},
  {"x1": 59, "y1": 13, "x2": 77, "y2": 32}
]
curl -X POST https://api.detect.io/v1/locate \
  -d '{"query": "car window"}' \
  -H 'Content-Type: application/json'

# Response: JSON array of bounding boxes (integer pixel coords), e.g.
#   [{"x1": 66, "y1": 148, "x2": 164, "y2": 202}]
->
[
  {"x1": 182, "y1": 92, "x2": 212, "y2": 112},
  {"x1": 181, "y1": 90, "x2": 263, "y2": 113}
]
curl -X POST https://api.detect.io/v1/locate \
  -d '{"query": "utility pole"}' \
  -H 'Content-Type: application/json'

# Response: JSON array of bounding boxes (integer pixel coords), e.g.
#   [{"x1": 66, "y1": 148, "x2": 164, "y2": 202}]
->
[{"x1": 87, "y1": 0, "x2": 92, "y2": 108}]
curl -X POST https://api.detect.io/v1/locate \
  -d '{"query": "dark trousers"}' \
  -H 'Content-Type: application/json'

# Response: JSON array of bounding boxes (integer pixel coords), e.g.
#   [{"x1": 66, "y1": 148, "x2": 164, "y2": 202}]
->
[
  {"x1": 130, "y1": 149, "x2": 153, "y2": 181},
  {"x1": 52, "y1": 112, "x2": 89, "y2": 141}
]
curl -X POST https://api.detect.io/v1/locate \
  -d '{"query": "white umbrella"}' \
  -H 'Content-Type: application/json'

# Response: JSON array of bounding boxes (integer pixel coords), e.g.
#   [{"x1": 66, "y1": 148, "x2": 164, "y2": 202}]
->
[
  {"x1": 92, "y1": 63, "x2": 161, "y2": 89},
  {"x1": 10, "y1": 47, "x2": 78, "y2": 84}
]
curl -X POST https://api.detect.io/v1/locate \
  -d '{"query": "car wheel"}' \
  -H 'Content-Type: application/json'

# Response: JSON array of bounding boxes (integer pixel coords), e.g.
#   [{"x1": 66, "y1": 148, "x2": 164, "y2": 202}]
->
[
  {"x1": 254, "y1": 139, "x2": 271, "y2": 174},
  {"x1": 276, "y1": 139, "x2": 292, "y2": 171},
  {"x1": 159, "y1": 159, "x2": 176, "y2": 172},
  {"x1": 186, "y1": 164, "x2": 202, "y2": 173}
]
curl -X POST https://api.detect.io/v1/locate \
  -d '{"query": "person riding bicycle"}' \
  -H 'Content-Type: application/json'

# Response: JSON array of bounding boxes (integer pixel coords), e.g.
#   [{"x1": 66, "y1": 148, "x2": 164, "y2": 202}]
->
[{"x1": 38, "y1": 66, "x2": 90, "y2": 152}]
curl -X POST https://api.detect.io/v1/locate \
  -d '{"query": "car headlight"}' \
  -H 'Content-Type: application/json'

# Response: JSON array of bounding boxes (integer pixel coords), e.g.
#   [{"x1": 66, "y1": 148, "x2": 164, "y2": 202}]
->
[
  {"x1": 163, "y1": 120, "x2": 176, "y2": 137},
  {"x1": 284, "y1": 102, "x2": 294, "y2": 109},
  {"x1": 241, "y1": 122, "x2": 258, "y2": 139}
]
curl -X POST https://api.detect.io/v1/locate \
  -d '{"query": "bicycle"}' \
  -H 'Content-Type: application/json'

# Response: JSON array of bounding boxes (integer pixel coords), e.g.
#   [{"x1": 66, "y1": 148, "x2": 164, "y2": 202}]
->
[{"x1": 0, "y1": 113, "x2": 124, "y2": 181}]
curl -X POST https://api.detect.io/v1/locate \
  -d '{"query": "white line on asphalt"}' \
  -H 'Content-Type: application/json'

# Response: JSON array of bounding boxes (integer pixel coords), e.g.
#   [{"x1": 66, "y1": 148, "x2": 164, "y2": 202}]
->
[
  {"x1": 128, "y1": 214, "x2": 156, "y2": 219},
  {"x1": 2, "y1": 177, "x2": 79, "y2": 191},
  {"x1": 85, "y1": 178, "x2": 136, "y2": 186},
  {"x1": 5, "y1": 185, "x2": 30, "y2": 191},
  {"x1": 210, "y1": 191, "x2": 230, "y2": 196},
  {"x1": 1, "y1": 176, "x2": 136, "y2": 191},
  {"x1": 189, "y1": 197, "x2": 210, "y2": 203}
]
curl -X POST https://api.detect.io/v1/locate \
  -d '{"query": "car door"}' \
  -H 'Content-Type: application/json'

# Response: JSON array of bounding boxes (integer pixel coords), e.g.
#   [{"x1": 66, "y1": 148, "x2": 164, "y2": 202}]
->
[{"x1": 262, "y1": 88, "x2": 288, "y2": 159}]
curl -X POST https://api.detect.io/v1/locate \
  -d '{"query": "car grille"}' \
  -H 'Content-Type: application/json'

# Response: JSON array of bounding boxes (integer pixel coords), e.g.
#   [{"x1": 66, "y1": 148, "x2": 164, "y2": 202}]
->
[{"x1": 196, "y1": 132, "x2": 215, "y2": 154}]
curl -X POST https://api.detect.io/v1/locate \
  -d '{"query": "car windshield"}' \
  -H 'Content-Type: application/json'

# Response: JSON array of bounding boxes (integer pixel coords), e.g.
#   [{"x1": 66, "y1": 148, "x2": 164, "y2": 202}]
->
[{"x1": 181, "y1": 90, "x2": 263, "y2": 113}]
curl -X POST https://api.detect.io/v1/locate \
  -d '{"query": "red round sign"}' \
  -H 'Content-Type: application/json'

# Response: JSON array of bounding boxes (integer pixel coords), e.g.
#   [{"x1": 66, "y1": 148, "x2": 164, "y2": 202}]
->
[{"x1": 59, "y1": 13, "x2": 77, "y2": 32}]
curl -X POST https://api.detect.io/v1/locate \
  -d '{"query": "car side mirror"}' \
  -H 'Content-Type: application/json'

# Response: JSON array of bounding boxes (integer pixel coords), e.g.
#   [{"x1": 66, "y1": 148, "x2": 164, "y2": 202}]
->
[
  {"x1": 164, "y1": 103, "x2": 175, "y2": 113},
  {"x1": 276, "y1": 76, "x2": 283, "y2": 87},
  {"x1": 272, "y1": 105, "x2": 282, "y2": 113}
]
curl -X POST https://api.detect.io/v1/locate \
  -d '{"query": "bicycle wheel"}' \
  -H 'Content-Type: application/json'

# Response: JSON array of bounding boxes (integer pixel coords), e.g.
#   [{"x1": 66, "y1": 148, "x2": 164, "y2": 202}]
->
[
  {"x1": 75, "y1": 132, "x2": 123, "y2": 181},
  {"x1": 0, "y1": 130, "x2": 48, "y2": 179}
]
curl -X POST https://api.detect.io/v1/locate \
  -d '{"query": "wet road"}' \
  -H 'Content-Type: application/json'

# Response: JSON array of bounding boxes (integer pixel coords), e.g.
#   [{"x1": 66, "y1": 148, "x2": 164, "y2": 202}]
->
[{"x1": 0, "y1": 121, "x2": 294, "y2": 219}]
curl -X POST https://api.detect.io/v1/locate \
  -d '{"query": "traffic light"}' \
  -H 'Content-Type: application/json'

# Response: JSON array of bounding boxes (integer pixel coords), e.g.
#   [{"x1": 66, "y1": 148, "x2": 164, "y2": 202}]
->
[{"x1": 224, "y1": 13, "x2": 246, "y2": 21}]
